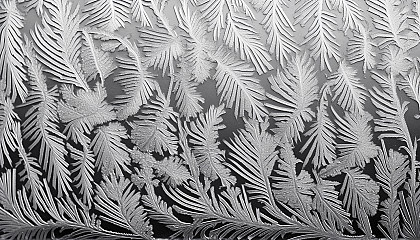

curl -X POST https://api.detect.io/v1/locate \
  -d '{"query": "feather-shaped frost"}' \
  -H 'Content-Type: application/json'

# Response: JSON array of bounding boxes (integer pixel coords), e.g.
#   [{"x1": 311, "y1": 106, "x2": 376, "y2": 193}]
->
[
  {"x1": 22, "y1": 40, "x2": 71, "y2": 196},
  {"x1": 30, "y1": 0, "x2": 89, "y2": 90},
  {"x1": 332, "y1": 109, "x2": 378, "y2": 168},
  {"x1": 67, "y1": 143, "x2": 95, "y2": 206},
  {"x1": 225, "y1": 119, "x2": 277, "y2": 206},
  {"x1": 83, "y1": 0, "x2": 131, "y2": 31},
  {"x1": 188, "y1": 105, "x2": 235, "y2": 186},
  {"x1": 175, "y1": 2, "x2": 215, "y2": 83},
  {"x1": 367, "y1": 0, "x2": 415, "y2": 50},
  {"x1": 0, "y1": 0, "x2": 27, "y2": 102},
  {"x1": 172, "y1": 60, "x2": 204, "y2": 118},
  {"x1": 295, "y1": 0, "x2": 340, "y2": 71},
  {"x1": 399, "y1": 58, "x2": 420, "y2": 114},
  {"x1": 375, "y1": 142, "x2": 408, "y2": 239},
  {"x1": 0, "y1": 99, "x2": 20, "y2": 167},
  {"x1": 340, "y1": 168, "x2": 380, "y2": 218},
  {"x1": 272, "y1": 142, "x2": 314, "y2": 215},
  {"x1": 266, "y1": 53, "x2": 318, "y2": 143},
  {"x1": 58, "y1": 83, "x2": 116, "y2": 145},
  {"x1": 95, "y1": 175, "x2": 153, "y2": 238},
  {"x1": 81, "y1": 30, "x2": 116, "y2": 84},
  {"x1": 91, "y1": 122, "x2": 131, "y2": 176},
  {"x1": 113, "y1": 41, "x2": 156, "y2": 119},
  {"x1": 301, "y1": 84, "x2": 336, "y2": 169},
  {"x1": 330, "y1": 0, "x2": 364, "y2": 33},
  {"x1": 139, "y1": 28, "x2": 184, "y2": 75},
  {"x1": 130, "y1": 92, "x2": 178, "y2": 155},
  {"x1": 312, "y1": 179, "x2": 354, "y2": 233},
  {"x1": 131, "y1": 0, "x2": 152, "y2": 27},
  {"x1": 347, "y1": 28, "x2": 376, "y2": 72},
  {"x1": 210, "y1": 47, "x2": 267, "y2": 121},
  {"x1": 252, "y1": 0, "x2": 298, "y2": 66},
  {"x1": 330, "y1": 61, "x2": 367, "y2": 114},
  {"x1": 224, "y1": 13, "x2": 273, "y2": 75}
]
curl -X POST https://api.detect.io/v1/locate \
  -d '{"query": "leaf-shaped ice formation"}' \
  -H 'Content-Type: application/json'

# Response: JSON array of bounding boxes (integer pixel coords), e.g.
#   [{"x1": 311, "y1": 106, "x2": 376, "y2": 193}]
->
[
  {"x1": 83, "y1": 0, "x2": 131, "y2": 31},
  {"x1": 154, "y1": 156, "x2": 191, "y2": 187},
  {"x1": 67, "y1": 143, "x2": 95, "y2": 206},
  {"x1": 21, "y1": 40, "x2": 71, "y2": 197},
  {"x1": 0, "y1": 0, "x2": 27, "y2": 102},
  {"x1": 378, "y1": 44, "x2": 412, "y2": 77},
  {"x1": 30, "y1": 0, "x2": 89, "y2": 90},
  {"x1": 130, "y1": 92, "x2": 178, "y2": 155},
  {"x1": 95, "y1": 175, "x2": 153, "y2": 239},
  {"x1": 91, "y1": 122, "x2": 131, "y2": 176},
  {"x1": 210, "y1": 46, "x2": 267, "y2": 121},
  {"x1": 272, "y1": 142, "x2": 314, "y2": 216},
  {"x1": 199, "y1": 0, "x2": 225, "y2": 40},
  {"x1": 330, "y1": 0, "x2": 364, "y2": 33},
  {"x1": 15, "y1": 128, "x2": 43, "y2": 208},
  {"x1": 0, "y1": 99, "x2": 20, "y2": 167},
  {"x1": 131, "y1": 149, "x2": 190, "y2": 187},
  {"x1": 332, "y1": 109, "x2": 378, "y2": 168},
  {"x1": 340, "y1": 168, "x2": 379, "y2": 235},
  {"x1": 139, "y1": 28, "x2": 184, "y2": 75},
  {"x1": 175, "y1": 1, "x2": 215, "y2": 83},
  {"x1": 367, "y1": 0, "x2": 414, "y2": 50},
  {"x1": 340, "y1": 168, "x2": 380, "y2": 218},
  {"x1": 252, "y1": 0, "x2": 298, "y2": 66},
  {"x1": 23, "y1": 0, "x2": 45, "y2": 15},
  {"x1": 399, "y1": 57, "x2": 420, "y2": 113},
  {"x1": 330, "y1": 61, "x2": 367, "y2": 114},
  {"x1": 81, "y1": 30, "x2": 116, "y2": 84},
  {"x1": 312, "y1": 179, "x2": 354, "y2": 233},
  {"x1": 226, "y1": 119, "x2": 277, "y2": 207},
  {"x1": 266, "y1": 53, "x2": 318, "y2": 143},
  {"x1": 58, "y1": 83, "x2": 115, "y2": 146},
  {"x1": 295, "y1": 0, "x2": 340, "y2": 71},
  {"x1": 131, "y1": 0, "x2": 152, "y2": 27},
  {"x1": 375, "y1": 142, "x2": 408, "y2": 240},
  {"x1": 370, "y1": 71, "x2": 413, "y2": 152},
  {"x1": 113, "y1": 39, "x2": 156, "y2": 119},
  {"x1": 301, "y1": 84, "x2": 336, "y2": 169},
  {"x1": 224, "y1": 13, "x2": 273, "y2": 74},
  {"x1": 188, "y1": 105, "x2": 236, "y2": 186},
  {"x1": 347, "y1": 28, "x2": 376, "y2": 73},
  {"x1": 172, "y1": 60, "x2": 204, "y2": 118}
]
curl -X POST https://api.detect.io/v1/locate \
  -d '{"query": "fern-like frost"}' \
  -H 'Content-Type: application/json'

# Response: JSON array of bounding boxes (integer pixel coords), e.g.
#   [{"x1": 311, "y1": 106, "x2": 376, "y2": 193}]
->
[
  {"x1": 211, "y1": 47, "x2": 268, "y2": 121},
  {"x1": 31, "y1": 0, "x2": 89, "y2": 90},
  {"x1": 130, "y1": 92, "x2": 178, "y2": 155},
  {"x1": 266, "y1": 53, "x2": 318, "y2": 143},
  {"x1": 0, "y1": 0, "x2": 28, "y2": 102},
  {"x1": 188, "y1": 105, "x2": 235, "y2": 186},
  {"x1": 83, "y1": 0, "x2": 131, "y2": 31},
  {"x1": 330, "y1": 61, "x2": 367, "y2": 114},
  {"x1": 91, "y1": 122, "x2": 131, "y2": 176}
]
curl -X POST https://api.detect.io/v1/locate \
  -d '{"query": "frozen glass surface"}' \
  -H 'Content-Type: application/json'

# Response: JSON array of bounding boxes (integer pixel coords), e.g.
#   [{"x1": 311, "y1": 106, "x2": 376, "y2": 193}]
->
[{"x1": 0, "y1": 0, "x2": 419, "y2": 239}]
